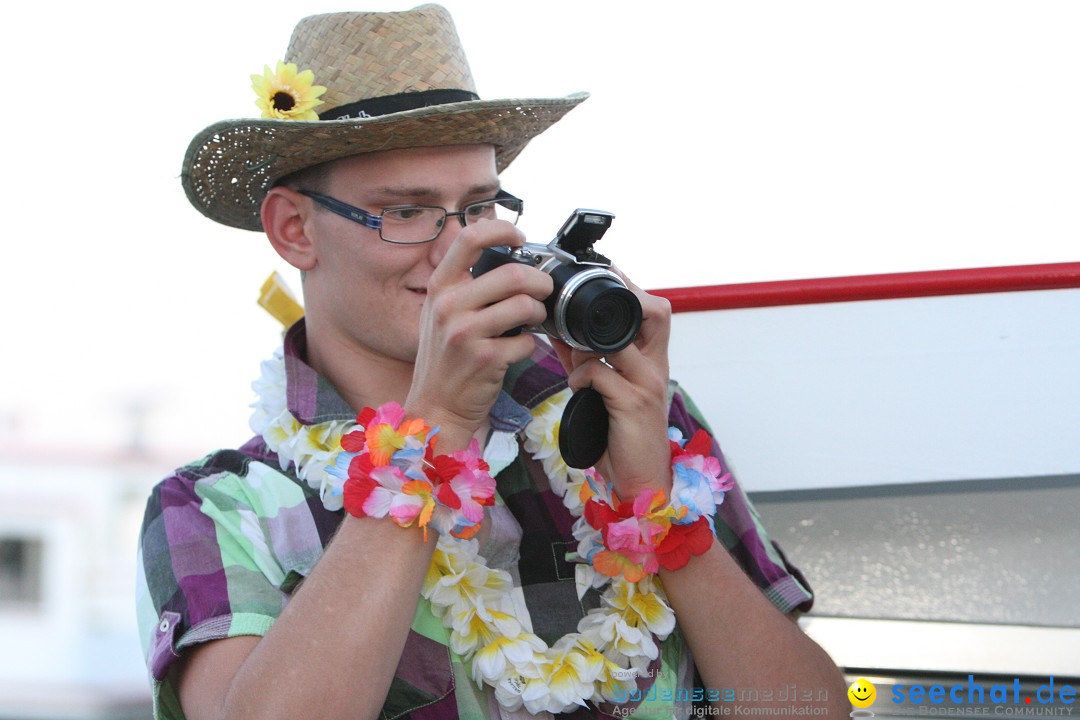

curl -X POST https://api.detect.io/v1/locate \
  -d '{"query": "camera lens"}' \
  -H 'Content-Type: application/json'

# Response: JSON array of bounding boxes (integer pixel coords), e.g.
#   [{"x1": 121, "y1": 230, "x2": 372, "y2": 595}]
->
[
  {"x1": 564, "y1": 277, "x2": 642, "y2": 353},
  {"x1": 588, "y1": 293, "x2": 633, "y2": 345}
]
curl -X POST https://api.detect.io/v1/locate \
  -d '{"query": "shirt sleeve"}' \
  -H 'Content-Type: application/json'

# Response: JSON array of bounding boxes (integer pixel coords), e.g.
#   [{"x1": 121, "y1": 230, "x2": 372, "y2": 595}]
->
[
  {"x1": 136, "y1": 451, "x2": 318, "y2": 719},
  {"x1": 667, "y1": 381, "x2": 815, "y2": 614}
]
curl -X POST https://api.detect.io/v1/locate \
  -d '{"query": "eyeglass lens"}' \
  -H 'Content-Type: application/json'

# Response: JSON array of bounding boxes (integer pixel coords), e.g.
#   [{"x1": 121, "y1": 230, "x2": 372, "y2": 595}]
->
[{"x1": 381, "y1": 199, "x2": 519, "y2": 243}]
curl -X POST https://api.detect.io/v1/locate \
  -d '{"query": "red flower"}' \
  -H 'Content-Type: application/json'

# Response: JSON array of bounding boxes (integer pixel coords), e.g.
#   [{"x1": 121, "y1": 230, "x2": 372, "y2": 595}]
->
[
  {"x1": 340, "y1": 407, "x2": 378, "y2": 453},
  {"x1": 343, "y1": 454, "x2": 377, "y2": 517},
  {"x1": 670, "y1": 428, "x2": 714, "y2": 462},
  {"x1": 655, "y1": 517, "x2": 713, "y2": 571},
  {"x1": 584, "y1": 496, "x2": 624, "y2": 536}
]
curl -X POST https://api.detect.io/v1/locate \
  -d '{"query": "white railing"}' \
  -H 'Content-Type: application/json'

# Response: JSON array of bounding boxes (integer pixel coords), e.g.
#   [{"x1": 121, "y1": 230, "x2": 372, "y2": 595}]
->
[{"x1": 656, "y1": 263, "x2": 1080, "y2": 491}]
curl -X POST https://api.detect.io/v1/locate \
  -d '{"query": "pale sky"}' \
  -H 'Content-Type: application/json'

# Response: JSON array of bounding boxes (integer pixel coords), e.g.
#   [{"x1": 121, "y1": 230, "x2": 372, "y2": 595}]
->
[{"x1": 3, "y1": 0, "x2": 1077, "y2": 460}]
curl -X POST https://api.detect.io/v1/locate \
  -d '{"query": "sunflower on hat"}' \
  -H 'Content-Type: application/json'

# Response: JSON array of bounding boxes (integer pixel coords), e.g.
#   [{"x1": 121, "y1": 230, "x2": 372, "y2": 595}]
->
[{"x1": 251, "y1": 61, "x2": 327, "y2": 121}]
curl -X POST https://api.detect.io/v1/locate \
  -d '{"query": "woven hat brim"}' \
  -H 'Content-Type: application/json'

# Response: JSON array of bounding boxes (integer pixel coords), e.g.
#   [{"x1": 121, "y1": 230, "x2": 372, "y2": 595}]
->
[{"x1": 182, "y1": 93, "x2": 588, "y2": 232}]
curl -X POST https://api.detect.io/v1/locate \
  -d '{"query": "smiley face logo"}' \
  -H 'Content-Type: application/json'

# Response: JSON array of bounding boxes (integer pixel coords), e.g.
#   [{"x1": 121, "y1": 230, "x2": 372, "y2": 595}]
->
[{"x1": 848, "y1": 678, "x2": 876, "y2": 708}]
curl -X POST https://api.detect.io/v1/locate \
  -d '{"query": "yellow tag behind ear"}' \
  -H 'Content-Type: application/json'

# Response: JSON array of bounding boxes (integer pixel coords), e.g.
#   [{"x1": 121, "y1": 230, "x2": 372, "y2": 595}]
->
[{"x1": 258, "y1": 272, "x2": 304, "y2": 328}]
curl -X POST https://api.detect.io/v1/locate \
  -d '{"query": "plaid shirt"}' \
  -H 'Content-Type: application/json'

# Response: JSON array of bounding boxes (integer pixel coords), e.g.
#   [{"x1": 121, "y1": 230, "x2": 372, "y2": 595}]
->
[{"x1": 136, "y1": 321, "x2": 813, "y2": 720}]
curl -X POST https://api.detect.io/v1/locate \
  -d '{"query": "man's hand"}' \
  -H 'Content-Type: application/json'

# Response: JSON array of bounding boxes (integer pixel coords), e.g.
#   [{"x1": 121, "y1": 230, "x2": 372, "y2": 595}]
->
[
  {"x1": 551, "y1": 270, "x2": 673, "y2": 501},
  {"x1": 406, "y1": 220, "x2": 553, "y2": 451}
]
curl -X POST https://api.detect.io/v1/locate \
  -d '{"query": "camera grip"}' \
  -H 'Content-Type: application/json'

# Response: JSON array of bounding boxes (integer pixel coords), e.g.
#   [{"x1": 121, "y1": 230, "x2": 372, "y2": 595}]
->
[
  {"x1": 470, "y1": 246, "x2": 524, "y2": 278},
  {"x1": 471, "y1": 247, "x2": 528, "y2": 337}
]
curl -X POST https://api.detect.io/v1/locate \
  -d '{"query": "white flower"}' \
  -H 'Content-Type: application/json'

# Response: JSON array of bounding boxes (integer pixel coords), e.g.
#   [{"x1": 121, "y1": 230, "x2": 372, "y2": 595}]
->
[
  {"x1": 559, "y1": 470, "x2": 590, "y2": 514},
  {"x1": 516, "y1": 643, "x2": 604, "y2": 714},
  {"x1": 493, "y1": 672, "x2": 530, "y2": 711},
  {"x1": 483, "y1": 429, "x2": 521, "y2": 476},
  {"x1": 573, "y1": 515, "x2": 605, "y2": 562},
  {"x1": 472, "y1": 632, "x2": 547, "y2": 685},
  {"x1": 524, "y1": 392, "x2": 573, "y2": 485},
  {"x1": 521, "y1": 674, "x2": 560, "y2": 715},
  {"x1": 293, "y1": 421, "x2": 346, "y2": 476},
  {"x1": 423, "y1": 546, "x2": 511, "y2": 620},
  {"x1": 574, "y1": 563, "x2": 609, "y2": 601},
  {"x1": 261, "y1": 410, "x2": 302, "y2": 461},
  {"x1": 607, "y1": 577, "x2": 676, "y2": 638},
  {"x1": 578, "y1": 608, "x2": 659, "y2": 661},
  {"x1": 571, "y1": 511, "x2": 609, "y2": 599},
  {"x1": 319, "y1": 481, "x2": 345, "y2": 512},
  {"x1": 249, "y1": 348, "x2": 288, "y2": 433}
]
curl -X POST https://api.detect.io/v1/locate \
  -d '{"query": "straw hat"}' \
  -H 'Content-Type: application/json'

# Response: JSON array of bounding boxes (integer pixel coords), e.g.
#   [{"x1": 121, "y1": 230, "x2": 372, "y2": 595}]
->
[{"x1": 182, "y1": 4, "x2": 588, "y2": 231}]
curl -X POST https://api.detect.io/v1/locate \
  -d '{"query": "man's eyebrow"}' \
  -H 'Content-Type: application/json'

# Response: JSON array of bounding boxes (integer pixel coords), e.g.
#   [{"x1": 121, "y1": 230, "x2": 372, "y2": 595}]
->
[
  {"x1": 466, "y1": 182, "x2": 502, "y2": 197},
  {"x1": 368, "y1": 182, "x2": 501, "y2": 202}
]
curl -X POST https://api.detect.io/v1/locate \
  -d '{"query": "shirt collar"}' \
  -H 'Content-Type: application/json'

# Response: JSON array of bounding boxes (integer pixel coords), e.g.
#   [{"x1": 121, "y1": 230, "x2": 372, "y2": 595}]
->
[{"x1": 282, "y1": 318, "x2": 533, "y2": 433}]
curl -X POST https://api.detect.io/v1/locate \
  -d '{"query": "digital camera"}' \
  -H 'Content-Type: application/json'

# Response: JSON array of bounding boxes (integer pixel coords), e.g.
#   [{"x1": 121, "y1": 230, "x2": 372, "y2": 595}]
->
[{"x1": 471, "y1": 209, "x2": 642, "y2": 353}]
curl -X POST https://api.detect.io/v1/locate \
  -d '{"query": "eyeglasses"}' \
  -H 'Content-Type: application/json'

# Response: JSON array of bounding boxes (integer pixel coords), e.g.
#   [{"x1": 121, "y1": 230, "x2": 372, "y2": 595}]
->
[{"x1": 298, "y1": 188, "x2": 523, "y2": 244}]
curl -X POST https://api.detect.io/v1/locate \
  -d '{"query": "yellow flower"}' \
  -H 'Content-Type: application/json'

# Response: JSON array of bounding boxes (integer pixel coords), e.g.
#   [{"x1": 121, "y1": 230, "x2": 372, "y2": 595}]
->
[
  {"x1": 448, "y1": 605, "x2": 498, "y2": 657},
  {"x1": 251, "y1": 61, "x2": 326, "y2": 121},
  {"x1": 544, "y1": 648, "x2": 602, "y2": 712},
  {"x1": 473, "y1": 631, "x2": 545, "y2": 685},
  {"x1": 263, "y1": 413, "x2": 301, "y2": 455},
  {"x1": 606, "y1": 577, "x2": 676, "y2": 637}
]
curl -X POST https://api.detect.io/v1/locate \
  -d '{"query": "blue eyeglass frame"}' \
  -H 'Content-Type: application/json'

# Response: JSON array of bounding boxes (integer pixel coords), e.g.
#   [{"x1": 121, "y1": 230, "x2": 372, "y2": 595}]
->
[{"x1": 297, "y1": 188, "x2": 524, "y2": 244}]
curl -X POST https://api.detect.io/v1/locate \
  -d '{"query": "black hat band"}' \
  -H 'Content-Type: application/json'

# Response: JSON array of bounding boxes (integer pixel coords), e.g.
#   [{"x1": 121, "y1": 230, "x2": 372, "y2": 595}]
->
[{"x1": 320, "y1": 89, "x2": 481, "y2": 121}]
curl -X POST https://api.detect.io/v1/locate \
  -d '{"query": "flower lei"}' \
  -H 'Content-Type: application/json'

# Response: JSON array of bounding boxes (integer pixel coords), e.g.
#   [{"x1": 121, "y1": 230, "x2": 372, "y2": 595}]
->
[{"x1": 250, "y1": 349, "x2": 733, "y2": 714}]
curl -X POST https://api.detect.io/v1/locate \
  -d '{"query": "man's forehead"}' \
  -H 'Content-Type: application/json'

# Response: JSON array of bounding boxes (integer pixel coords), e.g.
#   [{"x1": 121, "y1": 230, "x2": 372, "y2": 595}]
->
[
  {"x1": 328, "y1": 144, "x2": 497, "y2": 174},
  {"x1": 323, "y1": 144, "x2": 499, "y2": 195}
]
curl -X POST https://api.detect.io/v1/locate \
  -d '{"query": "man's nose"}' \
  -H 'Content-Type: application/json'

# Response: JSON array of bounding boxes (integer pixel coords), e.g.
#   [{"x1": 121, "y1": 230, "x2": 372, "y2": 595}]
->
[{"x1": 427, "y1": 214, "x2": 462, "y2": 266}]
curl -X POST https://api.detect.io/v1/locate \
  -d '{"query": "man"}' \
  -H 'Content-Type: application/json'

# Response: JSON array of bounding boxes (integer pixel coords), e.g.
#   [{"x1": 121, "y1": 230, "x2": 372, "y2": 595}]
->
[{"x1": 138, "y1": 6, "x2": 848, "y2": 720}]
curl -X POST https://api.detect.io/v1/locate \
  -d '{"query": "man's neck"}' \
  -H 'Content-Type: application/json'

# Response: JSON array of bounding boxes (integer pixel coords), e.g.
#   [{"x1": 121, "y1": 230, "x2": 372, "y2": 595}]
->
[{"x1": 302, "y1": 317, "x2": 416, "y2": 413}]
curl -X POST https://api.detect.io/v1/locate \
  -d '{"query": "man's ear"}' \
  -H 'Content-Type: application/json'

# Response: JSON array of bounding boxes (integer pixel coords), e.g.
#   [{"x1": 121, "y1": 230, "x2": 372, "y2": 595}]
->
[{"x1": 262, "y1": 187, "x2": 317, "y2": 271}]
